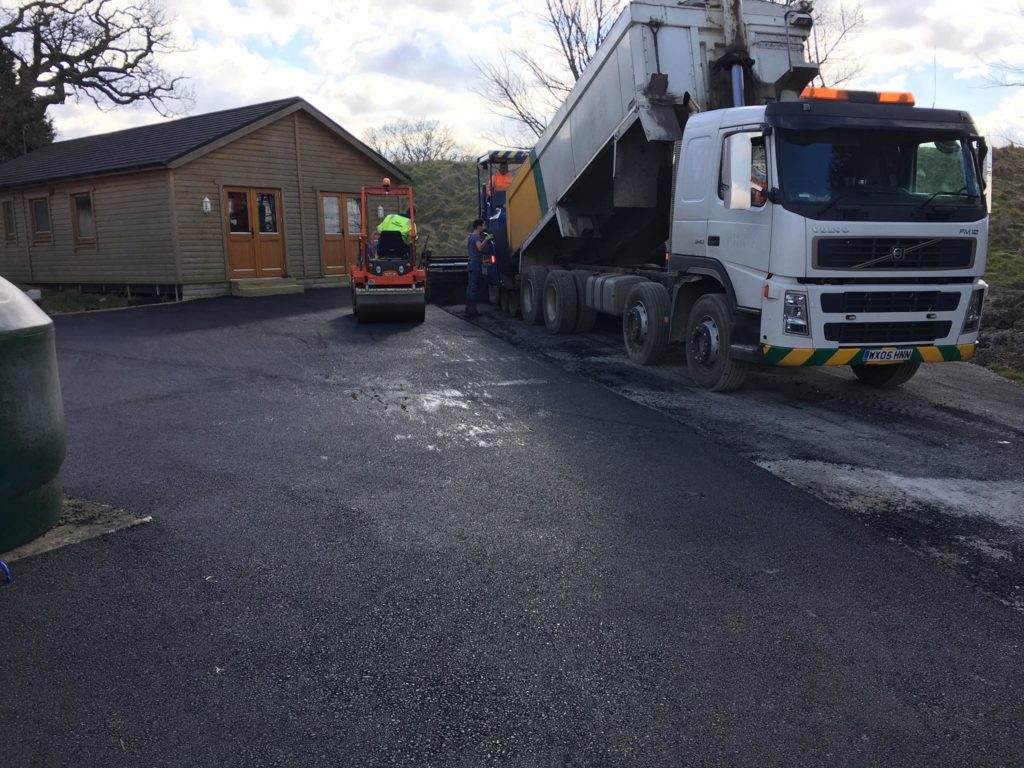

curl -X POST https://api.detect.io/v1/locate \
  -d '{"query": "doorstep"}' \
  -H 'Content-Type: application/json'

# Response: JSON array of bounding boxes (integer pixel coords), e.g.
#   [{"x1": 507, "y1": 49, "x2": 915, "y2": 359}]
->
[{"x1": 230, "y1": 277, "x2": 305, "y2": 298}]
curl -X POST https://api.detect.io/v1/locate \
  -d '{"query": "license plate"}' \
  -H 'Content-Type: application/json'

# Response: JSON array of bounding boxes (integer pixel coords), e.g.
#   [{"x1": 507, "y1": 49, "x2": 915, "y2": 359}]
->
[{"x1": 862, "y1": 348, "x2": 914, "y2": 363}]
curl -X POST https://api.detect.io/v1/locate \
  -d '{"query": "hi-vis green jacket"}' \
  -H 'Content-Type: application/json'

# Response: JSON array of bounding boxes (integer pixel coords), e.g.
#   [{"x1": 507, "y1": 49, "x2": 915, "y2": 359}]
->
[{"x1": 377, "y1": 213, "x2": 415, "y2": 244}]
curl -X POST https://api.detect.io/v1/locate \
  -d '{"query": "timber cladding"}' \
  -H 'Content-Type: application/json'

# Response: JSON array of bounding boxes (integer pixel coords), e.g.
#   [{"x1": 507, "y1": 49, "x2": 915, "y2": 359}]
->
[
  {"x1": 0, "y1": 98, "x2": 406, "y2": 292},
  {"x1": 0, "y1": 170, "x2": 175, "y2": 284}
]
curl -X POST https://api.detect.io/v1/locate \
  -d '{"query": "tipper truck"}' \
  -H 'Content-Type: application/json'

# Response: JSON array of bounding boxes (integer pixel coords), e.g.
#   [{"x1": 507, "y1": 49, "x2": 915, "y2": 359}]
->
[{"x1": 487, "y1": 0, "x2": 989, "y2": 391}]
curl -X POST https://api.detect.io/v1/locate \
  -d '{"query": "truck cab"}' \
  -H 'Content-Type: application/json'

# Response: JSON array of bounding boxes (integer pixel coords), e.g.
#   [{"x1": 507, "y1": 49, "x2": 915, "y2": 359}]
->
[{"x1": 671, "y1": 89, "x2": 987, "y2": 386}]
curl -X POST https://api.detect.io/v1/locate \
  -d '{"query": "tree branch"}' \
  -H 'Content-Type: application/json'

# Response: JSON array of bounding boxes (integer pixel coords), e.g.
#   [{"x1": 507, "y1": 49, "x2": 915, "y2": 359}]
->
[{"x1": 0, "y1": 0, "x2": 191, "y2": 117}]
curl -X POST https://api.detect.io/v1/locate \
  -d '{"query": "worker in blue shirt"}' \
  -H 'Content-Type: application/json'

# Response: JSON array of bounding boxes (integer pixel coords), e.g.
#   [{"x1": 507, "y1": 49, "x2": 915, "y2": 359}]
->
[{"x1": 465, "y1": 218, "x2": 493, "y2": 317}]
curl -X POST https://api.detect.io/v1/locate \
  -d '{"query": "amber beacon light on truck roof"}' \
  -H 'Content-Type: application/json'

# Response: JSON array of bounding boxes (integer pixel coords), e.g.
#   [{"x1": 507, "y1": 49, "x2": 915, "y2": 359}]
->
[{"x1": 799, "y1": 87, "x2": 916, "y2": 106}]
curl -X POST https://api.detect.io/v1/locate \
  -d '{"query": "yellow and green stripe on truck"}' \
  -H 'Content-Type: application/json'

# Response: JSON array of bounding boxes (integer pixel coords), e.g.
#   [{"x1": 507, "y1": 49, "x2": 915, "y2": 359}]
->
[{"x1": 762, "y1": 343, "x2": 976, "y2": 367}]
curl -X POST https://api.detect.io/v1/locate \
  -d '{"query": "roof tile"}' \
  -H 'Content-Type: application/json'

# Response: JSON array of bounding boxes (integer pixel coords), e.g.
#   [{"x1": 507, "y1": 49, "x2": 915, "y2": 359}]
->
[{"x1": 0, "y1": 97, "x2": 302, "y2": 187}]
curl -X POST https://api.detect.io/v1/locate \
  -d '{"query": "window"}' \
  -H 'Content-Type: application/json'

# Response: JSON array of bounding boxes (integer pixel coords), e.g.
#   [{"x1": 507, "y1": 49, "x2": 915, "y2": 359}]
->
[
  {"x1": 256, "y1": 192, "x2": 277, "y2": 234},
  {"x1": 2, "y1": 201, "x2": 15, "y2": 241},
  {"x1": 915, "y1": 141, "x2": 972, "y2": 195},
  {"x1": 718, "y1": 134, "x2": 768, "y2": 208},
  {"x1": 72, "y1": 193, "x2": 96, "y2": 243},
  {"x1": 323, "y1": 196, "x2": 342, "y2": 234},
  {"x1": 776, "y1": 129, "x2": 982, "y2": 212},
  {"x1": 346, "y1": 198, "x2": 361, "y2": 235},
  {"x1": 227, "y1": 191, "x2": 251, "y2": 233},
  {"x1": 30, "y1": 197, "x2": 51, "y2": 240}
]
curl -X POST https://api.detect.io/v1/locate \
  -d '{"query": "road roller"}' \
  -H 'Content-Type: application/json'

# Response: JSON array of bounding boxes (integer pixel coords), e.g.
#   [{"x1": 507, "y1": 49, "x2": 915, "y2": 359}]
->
[{"x1": 350, "y1": 180, "x2": 426, "y2": 323}]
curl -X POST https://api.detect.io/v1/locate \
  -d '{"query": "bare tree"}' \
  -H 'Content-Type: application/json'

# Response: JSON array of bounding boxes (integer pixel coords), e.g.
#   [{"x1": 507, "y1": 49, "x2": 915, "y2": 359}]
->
[
  {"x1": 0, "y1": 0, "x2": 190, "y2": 120},
  {"x1": 365, "y1": 119, "x2": 464, "y2": 165},
  {"x1": 810, "y1": 0, "x2": 867, "y2": 88},
  {"x1": 476, "y1": 0, "x2": 867, "y2": 139},
  {"x1": 473, "y1": 0, "x2": 623, "y2": 139}
]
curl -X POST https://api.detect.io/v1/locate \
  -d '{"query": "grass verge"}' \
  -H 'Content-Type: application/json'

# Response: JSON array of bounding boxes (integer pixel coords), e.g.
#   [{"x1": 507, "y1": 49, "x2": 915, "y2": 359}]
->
[
  {"x1": 39, "y1": 289, "x2": 129, "y2": 315},
  {"x1": 988, "y1": 363, "x2": 1024, "y2": 386}
]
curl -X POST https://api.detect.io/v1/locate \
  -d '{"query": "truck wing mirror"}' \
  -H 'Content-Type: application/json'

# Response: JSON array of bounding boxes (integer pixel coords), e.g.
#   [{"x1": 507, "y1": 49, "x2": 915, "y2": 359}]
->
[{"x1": 724, "y1": 133, "x2": 753, "y2": 211}]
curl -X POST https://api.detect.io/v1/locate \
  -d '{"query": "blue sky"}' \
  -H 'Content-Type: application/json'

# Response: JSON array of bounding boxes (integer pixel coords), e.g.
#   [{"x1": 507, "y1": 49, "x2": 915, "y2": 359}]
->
[{"x1": 46, "y1": 0, "x2": 1024, "y2": 150}]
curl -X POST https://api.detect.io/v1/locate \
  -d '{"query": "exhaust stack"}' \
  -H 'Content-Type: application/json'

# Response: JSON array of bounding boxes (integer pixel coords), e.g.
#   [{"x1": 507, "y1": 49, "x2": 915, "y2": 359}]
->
[{"x1": 722, "y1": 0, "x2": 747, "y2": 107}]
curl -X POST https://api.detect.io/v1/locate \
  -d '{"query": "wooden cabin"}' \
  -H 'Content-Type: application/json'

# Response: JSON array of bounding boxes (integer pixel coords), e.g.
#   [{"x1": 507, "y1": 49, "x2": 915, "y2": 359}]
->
[{"x1": 0, "y1": 97, "x2": 409, "y2": 297}]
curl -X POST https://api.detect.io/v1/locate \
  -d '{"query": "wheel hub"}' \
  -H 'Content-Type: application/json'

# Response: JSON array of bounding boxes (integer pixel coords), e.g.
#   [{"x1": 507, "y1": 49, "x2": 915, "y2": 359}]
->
[
  {"x1": 626, "y1": 303, "x2": 649, "y2": 345},
  {"x1": 690, "y1": 316, "x2": 720, "y2": 367}
]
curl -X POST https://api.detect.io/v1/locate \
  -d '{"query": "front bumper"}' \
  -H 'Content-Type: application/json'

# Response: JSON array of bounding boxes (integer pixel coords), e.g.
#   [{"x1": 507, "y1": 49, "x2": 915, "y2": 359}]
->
[{"x1": 757, "y1": 342, "x2": 976, "y2": 367}]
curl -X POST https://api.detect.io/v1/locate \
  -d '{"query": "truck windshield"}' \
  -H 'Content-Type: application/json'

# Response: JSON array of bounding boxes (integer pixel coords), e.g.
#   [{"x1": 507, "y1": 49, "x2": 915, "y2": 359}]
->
[{"x1": 776, "y1": 129, "x2": 985, "y2": 222}]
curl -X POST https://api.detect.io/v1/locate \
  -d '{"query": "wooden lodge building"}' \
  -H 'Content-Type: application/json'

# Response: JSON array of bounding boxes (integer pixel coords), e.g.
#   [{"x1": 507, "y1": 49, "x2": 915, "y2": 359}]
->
[{"x1": 0, "y1": 97, "x2": 408, "y2": 297}]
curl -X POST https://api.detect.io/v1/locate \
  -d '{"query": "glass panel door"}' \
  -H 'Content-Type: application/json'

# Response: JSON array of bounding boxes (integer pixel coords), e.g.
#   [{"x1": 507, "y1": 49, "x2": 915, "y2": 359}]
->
[
  {"x1": 256, "y1": 192, "x2": 278, "y2": 233},
  {"x1": 346, "y1": 198, "x2": 362, "y2": 236},
  {"x1": 323, "y1": 196, "x2": 342, "y2": 235},
  {"x1": 227, "y1": 191, "x2": 251, "y2": 233}
]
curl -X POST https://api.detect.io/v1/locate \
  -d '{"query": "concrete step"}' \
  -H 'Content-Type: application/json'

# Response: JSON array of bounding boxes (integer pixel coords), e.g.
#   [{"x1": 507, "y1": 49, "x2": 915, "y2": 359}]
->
[
  {"x1": 301, "y1": 275, "x2": 350, "y2": 289},
  {"x1": 231, "y1": 278, "x2": 305, "y2": 298}
]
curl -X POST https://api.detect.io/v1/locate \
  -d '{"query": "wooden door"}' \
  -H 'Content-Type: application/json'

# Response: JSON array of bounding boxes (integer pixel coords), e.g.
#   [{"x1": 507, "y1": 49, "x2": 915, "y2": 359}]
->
[
  {"x1": 225, "y1": 188, "x2": 285, "y2": 278},
  {"x1": 225, "y1": 188, "x2": 257, "y2": 278},
  {"x1": 340, "y1": 194, "x2": 362, "y2": 273},
  {"x1": 321, "y1": 192, "x2": 345, "y2": 275},
  {"x1": 321, "y1": 193, "x2": 362, "y2": 275},
  {"x1": 253, "y1": 190, "x2": 284, "y2": 277}
]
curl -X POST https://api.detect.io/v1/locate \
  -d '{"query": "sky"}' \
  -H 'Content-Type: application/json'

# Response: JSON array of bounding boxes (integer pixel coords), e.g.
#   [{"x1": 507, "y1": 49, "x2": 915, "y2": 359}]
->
[{"x1": 41, "y1": 0, "x2": 1024, "y2": 152}]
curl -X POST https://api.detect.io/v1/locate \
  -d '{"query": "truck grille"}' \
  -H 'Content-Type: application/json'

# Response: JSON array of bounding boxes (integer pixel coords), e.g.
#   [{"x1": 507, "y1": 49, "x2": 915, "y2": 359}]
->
[
  {"x1": 820, "y1": 291, "x2": 961, "y2": 314},
  {"x1": 824, "y1": 321, "x2": 952, "y2": 344},
  {"x1": 815, "y1": 238, "x2": 974, "y2": 270}
]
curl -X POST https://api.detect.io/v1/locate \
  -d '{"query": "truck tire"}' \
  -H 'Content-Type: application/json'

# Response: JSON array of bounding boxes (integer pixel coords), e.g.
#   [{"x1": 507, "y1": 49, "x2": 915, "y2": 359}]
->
[
  {"x1": 521, "y1": 266, "x2": 548, "y2": 325},
  {"x1": 684, "y1": 293, "x2": 749, "y2": 391},
  {"x1": 622, "y1": 282, "x2": 670, "y2": 365},
  {"x1": 544, "y1": 270, "x2": 578, "y2": 334},
  {"x1": 851, "y1": 362, "x2": 920, "y2": 387},
  {"x1": 571, "y1": 270, "x2": 597, "y2": 333}
]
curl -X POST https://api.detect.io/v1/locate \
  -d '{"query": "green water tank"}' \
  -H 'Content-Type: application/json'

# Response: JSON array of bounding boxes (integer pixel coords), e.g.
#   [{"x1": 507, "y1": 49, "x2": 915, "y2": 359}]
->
[{"x1": 0, "y1": 276, "x2": 65, "y2": 551}]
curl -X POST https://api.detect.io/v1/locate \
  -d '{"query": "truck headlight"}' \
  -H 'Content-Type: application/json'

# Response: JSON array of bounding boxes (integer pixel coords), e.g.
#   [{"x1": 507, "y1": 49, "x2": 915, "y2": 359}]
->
[
  {"x1": 784, "y1": 291, "x2": 810, "y2": 336},
  {"x1": 961, "y1": 288, "x2": 985, "y2": 333}
]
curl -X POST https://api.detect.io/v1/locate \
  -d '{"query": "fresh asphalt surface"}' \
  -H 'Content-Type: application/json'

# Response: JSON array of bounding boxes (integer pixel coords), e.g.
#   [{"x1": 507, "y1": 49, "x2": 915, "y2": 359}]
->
[{"x1": 3, "y1": 289, "x2": 1023, "y2": 767}]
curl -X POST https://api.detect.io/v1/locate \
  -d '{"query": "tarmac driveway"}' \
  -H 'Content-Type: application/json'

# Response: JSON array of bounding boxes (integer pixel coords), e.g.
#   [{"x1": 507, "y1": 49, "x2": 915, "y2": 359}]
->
[{"x1": 2, "y1": 290, "x2": 1023, "y2": 767}]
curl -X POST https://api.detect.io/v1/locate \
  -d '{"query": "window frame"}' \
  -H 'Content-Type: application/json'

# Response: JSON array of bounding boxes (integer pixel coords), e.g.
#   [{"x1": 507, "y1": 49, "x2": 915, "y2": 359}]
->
[
  {"x1": 71, "y1": 191, "x2": 97, "y2": 246},
  {"x1": 1, "y1": 199, "x2": 16, "y2": 243},
  {"x1": 717, "y1": 130, "x2": 769, "y2": 210},
  {"x1": 29, "y1": 196, "x2": 52, "y2": 242}
]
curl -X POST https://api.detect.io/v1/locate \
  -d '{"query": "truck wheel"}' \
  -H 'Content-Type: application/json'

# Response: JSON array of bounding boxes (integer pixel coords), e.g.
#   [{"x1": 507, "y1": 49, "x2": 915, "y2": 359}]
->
[
  {"x1": 488, "y1": 284, "x2": 500, "y2": 305},
  {"x1": 684, "y1": 293, "x2": 749, "y2": 391},
  {"x1": 521, "y1": 266, "x2": 548, "y2": 325},
  {"x1": 851, "y1": 362, "x2": 920, "y2": 387},
  {"x1": 544, "y1": 270, "x2": 578, "y2": 334},
  {"x1": 622, "y1": 282, "x2": 670, "y2": 365},
  {"x1": 571, "y1": 270, "x2": 597, "y2": 333}
]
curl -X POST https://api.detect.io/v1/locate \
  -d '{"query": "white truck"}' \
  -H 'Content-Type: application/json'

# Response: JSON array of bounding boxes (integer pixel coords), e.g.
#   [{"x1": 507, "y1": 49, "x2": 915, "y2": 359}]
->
[{"x1": 491, "y1": 0, "x2": 989, "y2": 391}]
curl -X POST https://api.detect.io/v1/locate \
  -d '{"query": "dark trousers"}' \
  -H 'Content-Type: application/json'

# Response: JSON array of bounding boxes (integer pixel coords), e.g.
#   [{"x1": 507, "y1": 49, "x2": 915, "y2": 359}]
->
[{"x1": 466, "y1": 261, "x2": 481, "y2": 306}]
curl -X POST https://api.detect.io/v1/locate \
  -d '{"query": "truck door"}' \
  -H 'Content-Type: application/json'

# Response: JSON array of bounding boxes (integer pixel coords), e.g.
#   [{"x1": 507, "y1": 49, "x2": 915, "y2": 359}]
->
[{"x1": 708, "y1": 131, "x2": 772, "y2": 309}]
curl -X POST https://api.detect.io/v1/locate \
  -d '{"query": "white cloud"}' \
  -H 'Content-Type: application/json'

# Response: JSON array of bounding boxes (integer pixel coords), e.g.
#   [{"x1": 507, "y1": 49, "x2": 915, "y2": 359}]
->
[{"x1": 47, "y1": 0, "x2": 1024, "y2": 151}]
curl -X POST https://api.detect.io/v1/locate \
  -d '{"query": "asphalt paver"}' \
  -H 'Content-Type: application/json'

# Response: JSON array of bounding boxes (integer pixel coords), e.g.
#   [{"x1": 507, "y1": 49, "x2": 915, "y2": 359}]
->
[{"x1": 2, "y1": 290, "x2": 1023, "y2": 767}]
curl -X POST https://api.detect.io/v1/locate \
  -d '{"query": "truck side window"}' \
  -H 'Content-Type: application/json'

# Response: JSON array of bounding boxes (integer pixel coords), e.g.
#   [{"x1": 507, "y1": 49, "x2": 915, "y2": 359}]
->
[{"x1": 718, "y1": 135, "x2": 768, "y2": 208}]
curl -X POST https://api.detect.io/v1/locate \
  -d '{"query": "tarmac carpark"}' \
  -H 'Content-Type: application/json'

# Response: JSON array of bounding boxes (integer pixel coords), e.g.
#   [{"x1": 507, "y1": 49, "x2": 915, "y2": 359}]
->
[{"x1": 2, "y1": 289, "x2": 1024, "y2": 766}]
